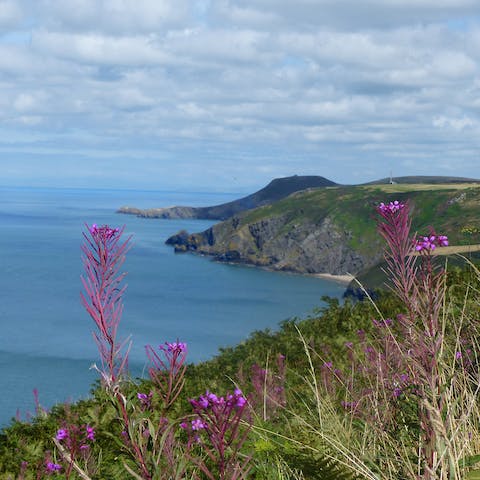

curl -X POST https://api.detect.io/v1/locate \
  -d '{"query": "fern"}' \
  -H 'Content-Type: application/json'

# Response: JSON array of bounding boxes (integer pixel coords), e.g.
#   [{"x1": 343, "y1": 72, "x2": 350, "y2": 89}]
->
[{"x1": 279, "y1": 449, "x2": 359, "y2": 480}]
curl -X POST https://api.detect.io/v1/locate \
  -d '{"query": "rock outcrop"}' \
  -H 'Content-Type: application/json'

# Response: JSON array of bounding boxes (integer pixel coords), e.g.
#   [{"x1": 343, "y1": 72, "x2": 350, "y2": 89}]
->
[
  {"x1": 166, "y1": 213, "x2": 382, "y2": 276},
  {"x1": 118, "y1": 206, "x2": 198, "y2": 219}
]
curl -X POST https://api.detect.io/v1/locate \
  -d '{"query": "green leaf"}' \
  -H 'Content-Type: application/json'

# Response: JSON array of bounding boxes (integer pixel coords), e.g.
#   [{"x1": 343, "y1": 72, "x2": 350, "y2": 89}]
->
[
  {"x1": 466, "y1": 469, "x2": 480, "y2": 480},
  {"x1": 460, "y1": 454, "x2": 480, "y2": 468}
]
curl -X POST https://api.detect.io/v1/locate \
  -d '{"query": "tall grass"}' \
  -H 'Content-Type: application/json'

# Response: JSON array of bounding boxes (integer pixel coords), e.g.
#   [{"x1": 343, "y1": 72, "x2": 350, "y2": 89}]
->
[{"x1": 259, "y1": 200, "x2": 480, "y2": 479}]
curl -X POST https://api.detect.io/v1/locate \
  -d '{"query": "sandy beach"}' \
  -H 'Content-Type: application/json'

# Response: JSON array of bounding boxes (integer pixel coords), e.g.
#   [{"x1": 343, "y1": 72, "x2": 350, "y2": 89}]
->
[{"x1": 312, "y1": 273, "x2": 355, "y2": 284}]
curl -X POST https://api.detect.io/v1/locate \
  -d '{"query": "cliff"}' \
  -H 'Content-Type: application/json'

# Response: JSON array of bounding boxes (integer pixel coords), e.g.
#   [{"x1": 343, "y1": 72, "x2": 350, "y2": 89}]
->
[
  {"x1": 166, "y1": 214, "x2": 378, "y2": 275},
  {"x1": 118, "y1": 175, "x2": 337, "y2": 220},
  {"x1": 166, "y1": 183, "x2": 480, "y2": 276}
]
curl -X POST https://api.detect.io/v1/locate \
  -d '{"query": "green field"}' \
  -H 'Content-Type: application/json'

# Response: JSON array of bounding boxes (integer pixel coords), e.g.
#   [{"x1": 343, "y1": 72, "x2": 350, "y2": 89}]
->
[{"x1": 363, "y1": 183, "x2": 479, "y2": 193}]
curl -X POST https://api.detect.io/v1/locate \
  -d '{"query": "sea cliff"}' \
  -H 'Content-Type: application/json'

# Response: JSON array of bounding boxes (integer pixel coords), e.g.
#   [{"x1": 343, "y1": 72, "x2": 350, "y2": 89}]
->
[{"x1": 165, "y1": 181, "x2": 480, "y2": 278}]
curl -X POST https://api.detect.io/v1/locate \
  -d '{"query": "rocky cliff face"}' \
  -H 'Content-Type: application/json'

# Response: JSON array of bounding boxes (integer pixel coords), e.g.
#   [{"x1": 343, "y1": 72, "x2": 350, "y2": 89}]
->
[
  {"x1": 166, "y1": 213, "x2": 381, "y2": 275},
  {"x1": 164, "y1": 181, "x2": 480, "y2": 276},
  {"x1": 136, "y1": 177, "x2": 480, "y2": 277}
]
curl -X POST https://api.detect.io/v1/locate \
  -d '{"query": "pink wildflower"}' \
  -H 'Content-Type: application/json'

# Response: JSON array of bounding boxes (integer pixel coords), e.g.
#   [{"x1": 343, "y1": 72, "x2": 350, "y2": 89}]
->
[{"x1": 378, "y1": 201, "x2": 405, "y2": 214}]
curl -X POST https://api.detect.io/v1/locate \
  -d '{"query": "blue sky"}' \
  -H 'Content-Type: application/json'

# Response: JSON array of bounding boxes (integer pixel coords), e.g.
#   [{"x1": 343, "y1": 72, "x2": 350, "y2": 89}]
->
[{"x1": 1, "y1": 0, "x2": 479, "y2": 191}]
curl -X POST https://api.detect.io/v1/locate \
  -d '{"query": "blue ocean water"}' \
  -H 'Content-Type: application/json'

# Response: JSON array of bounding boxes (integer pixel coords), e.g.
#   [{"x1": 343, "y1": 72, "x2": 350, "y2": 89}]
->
[{"x1": 0, "y1": 186, "x2": 345, "y2": 427}]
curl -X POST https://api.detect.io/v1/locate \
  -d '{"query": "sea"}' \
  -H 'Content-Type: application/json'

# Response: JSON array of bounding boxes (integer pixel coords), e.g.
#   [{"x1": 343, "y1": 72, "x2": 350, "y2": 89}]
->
[{"x1": 0, "y1": 186, "x2": 345, "y2": 428}]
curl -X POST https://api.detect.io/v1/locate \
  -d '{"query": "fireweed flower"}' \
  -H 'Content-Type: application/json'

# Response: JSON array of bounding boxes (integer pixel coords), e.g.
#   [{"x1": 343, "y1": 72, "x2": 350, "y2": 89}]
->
[
  {"x1": 46, "y1": 462, "x2": 62, "y2": 472},
  {"x1": 137, "y1": 391, "x2": 153, "y2": 411},
  {"x1": 191, "y1": 418, "x2": 206, "y2": 431},
  {"x1": 393, "y1": 387, "x2": 403, "y2": 398},
  {"x1": 56, "y1": 428, "x2": 68, "y2": 441},
  {"x1": 145, "y1": 340, "x2": 188, "y2": 410},
  {"x1": 81, "y1": 223, "x2": 131, "y2": 386},
  {"x1": 187, "y1": 388, "x2": 252, "y2": 479},
  {"x1": 372, "y1": 318, "x2": 393, "y2": 328},
  {"x1": 415, "y1": 232, "x2": 449, "y2": 252},
  {"x1": 374, "y1": 200, "x2": 458, "y2": 475},
  {"x1": 89, "y1": 223, "x2": 120, "y2": 239},
  {"x1": 190, "y1": 389, "x2": 248, "y2": 411},
  {"x1": 378, "y1": 200, "x2": 405, "y2": 214},
  {"x1": 166, "y1": 341, "x2": 187, "y2": 353},
  {"x1": 206, "y1": 391, "x2": 220, "y2": 404},
  {"x1": 55, "y1": 423, "x2": 96, "y2": 454},
  {"x1": 86, "y1": 425, "x2": 95, "y2": 441},
  {"x1": 233, "y1": 388, "x2": 246, "y2": 407}
]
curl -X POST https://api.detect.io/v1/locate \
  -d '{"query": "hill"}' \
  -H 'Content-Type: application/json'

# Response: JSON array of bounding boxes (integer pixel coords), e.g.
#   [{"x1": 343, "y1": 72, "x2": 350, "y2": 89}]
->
[
  {"x1": 166, "y1": 182, "x2": 480, "y2": 277},
  {"x1": 117, "y1": 175, "x2": 337, "y2": 220}
]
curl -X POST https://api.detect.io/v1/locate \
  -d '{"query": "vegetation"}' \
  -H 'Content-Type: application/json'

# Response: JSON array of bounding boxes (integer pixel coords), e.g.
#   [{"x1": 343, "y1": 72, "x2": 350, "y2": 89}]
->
[
  {"x1": 2, "y1": 200, "x2": 480, "y2": 478},
  {"x1": 240, "y1": 184, "x2": 480, "y2": 249},
  {"x1": 168, "y1": 182, "x2": 480, "y2": 279}
]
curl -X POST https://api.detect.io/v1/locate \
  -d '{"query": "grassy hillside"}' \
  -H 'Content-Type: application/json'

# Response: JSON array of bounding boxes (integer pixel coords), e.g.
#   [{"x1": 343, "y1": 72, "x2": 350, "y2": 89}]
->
[
  {"x1": 4, "y1": 200, "x2": 480, "y2": 479},
  {"x1": 2, "y1": 265, "x2": 480, "y2": 479},
  {"x1": 168, "y1": 183, "x2": 480, "y2": 277},
  {"x1": 241, "y1": 183, "x2": 480, "y2": 246}
]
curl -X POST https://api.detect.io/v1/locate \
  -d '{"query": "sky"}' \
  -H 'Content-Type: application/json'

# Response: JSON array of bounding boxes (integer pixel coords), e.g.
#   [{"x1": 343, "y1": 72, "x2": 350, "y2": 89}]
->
[{"x1": 0, "y1": 0, "x2": 479, "y2": 191}]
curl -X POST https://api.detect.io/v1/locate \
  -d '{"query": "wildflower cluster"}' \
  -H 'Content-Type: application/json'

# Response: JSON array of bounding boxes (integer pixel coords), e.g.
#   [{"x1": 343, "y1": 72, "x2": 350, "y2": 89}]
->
[
  {"x1": 89, "y1": 223, "x2": 120, "y2": 239},
  {"x1": 185, "y1": 389, "x2": 252, "y2": 479},
  {"x1": 375, "y1": 200, "x2": 415, "y2": 311},
  {"x1": 55, "y1": 423, "x2": 95, "y2": 451},
  {"x1": 372, "y1": 318, "x2": 393, "y2": 328},
  {"x1": 45, "y1": 461, "x2": 62, "y2": 473},
  {"x1": 145, "y1": 341, "x2": 188, "y2": 411},
  {"x1": 189, "y1": 389, "x2": 247, "y2": 413},
  {"x1": 49, "y1": 423, "x2": 96, "y2": 478},
  {"x1": 340, "y1": 200, "x2": 470, "y2": 477},
  {"x1": 166, "y1": 341, "x2": 187, "y2": 354},
  {"x1": 378, "y1": 200, "x2": 405, "y2": 214},
  {"x1": 415, "y1": 233, "x2": 449, "y2": 252},
  {"x1": 137, "y1": 391, "x2": 153, "y2": 410},
  {"x1": 250, "y1": 353, "x2": 286, "y2": 420}
]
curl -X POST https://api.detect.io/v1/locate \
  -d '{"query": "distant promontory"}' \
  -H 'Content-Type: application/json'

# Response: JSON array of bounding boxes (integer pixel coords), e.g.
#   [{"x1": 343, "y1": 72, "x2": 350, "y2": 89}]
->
[{"x1": 117, "y1": 175, "x2": 337, "y2": 220}]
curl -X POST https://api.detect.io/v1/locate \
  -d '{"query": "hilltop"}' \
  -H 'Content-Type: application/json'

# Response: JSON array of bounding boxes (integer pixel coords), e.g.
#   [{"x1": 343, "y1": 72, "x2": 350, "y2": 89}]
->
[
  {"x1": 118, "y1": 175, "x2": 337, "y2": 220},
  {"x1": 165, "y1": 179, "x2": 480, "y2": 278}
]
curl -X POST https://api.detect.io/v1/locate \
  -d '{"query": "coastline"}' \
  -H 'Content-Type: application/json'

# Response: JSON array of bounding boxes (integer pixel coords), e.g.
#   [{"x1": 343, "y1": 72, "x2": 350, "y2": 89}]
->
[{"x1": 202, "y1": 254, "x2": 355, "y2": 286}]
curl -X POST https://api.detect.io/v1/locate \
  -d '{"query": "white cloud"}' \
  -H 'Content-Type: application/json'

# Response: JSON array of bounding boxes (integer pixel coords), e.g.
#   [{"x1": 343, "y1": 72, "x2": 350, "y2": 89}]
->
[
  {"x1": 35, "y1": 0, "x2": 191, "y2": 33},
  {"x1": 0, "y1": 0, "x2": 479, "y2": 188},
  {"x1": 433, "y1": 115, "x2": 476, "y2": 131},
  {"x1": 13, "y1": 93, "x2": 39, "y2": 111},
  {"x1": 0, "y1": 0, "x2": 22, "y2": 30},
  {"x1": 210, "y1": 0, "x2": 480, "y2": 30},
  {"x1": 32, "y1": 31, "x2": 170, "y2": 66}
]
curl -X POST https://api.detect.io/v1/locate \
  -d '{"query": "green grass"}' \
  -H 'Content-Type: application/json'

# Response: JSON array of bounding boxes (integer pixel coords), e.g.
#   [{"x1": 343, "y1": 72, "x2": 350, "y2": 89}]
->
[
  {"x1": 231, "y1": 184, "x2": 480, "y2": 259},
  {"x1": 362, "y1": 183, "x2": 478, "y2": 193}
]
